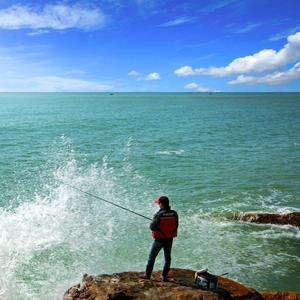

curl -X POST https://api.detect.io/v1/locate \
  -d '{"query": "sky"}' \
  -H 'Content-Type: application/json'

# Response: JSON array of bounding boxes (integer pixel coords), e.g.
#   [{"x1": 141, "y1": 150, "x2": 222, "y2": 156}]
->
[{"x1": 0, "y1": 0, "x2": 299, "y2": 92}]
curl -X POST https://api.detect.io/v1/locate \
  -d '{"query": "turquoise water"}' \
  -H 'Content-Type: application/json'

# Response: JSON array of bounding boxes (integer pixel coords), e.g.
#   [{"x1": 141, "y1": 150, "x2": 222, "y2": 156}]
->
[{"x1": 0, "y1": 92, "x2": 299, "y2": 299}]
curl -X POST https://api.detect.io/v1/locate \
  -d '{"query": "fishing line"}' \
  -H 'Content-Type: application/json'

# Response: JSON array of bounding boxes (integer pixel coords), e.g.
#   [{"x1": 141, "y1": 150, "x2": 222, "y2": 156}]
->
[{"x1": 58, "y1": 180, "x2": 152, "y2": 221}]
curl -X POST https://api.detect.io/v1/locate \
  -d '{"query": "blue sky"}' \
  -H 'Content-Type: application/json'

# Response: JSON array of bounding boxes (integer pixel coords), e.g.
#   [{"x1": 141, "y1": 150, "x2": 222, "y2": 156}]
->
[{"x1": 0, "y1": 0, "x2": 299, "y2": 92}]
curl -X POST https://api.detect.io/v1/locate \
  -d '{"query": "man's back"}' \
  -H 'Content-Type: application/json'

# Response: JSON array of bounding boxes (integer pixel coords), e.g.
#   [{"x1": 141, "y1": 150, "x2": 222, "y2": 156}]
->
[{"x1": 150, "y1": 208, "x2": 178, "y2": 239}]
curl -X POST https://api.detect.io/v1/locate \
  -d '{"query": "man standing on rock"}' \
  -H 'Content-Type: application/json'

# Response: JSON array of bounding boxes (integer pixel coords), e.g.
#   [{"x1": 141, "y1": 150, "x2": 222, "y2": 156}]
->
[{"x1": 142, "y1": 196, "x2": 179, "y2": 281}]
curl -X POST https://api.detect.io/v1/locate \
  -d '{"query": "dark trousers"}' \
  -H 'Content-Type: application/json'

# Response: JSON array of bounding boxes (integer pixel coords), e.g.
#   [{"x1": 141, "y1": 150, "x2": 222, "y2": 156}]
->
[{"x1": 145, "y1": 239, "x2": 173, "y2": 278}]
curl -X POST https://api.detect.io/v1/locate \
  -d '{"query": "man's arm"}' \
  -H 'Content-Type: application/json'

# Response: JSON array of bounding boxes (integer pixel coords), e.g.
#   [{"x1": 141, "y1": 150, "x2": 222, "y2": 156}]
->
[{"x1": 150, "y1": 212, "x2": 160, "y2": 231}]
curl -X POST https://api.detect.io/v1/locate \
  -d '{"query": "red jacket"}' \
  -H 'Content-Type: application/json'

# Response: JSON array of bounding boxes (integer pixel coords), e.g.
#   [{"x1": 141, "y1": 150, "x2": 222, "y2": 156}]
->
[{"x1": 150, "y1": 208, "x2": 178, "y2": 239}]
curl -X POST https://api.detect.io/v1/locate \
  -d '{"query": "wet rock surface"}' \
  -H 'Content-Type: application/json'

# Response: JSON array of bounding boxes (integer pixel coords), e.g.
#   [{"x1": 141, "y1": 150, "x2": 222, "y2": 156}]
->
[
  {"x1": 64, "y1": 268, "x2": 300, "y2": 300},
  {"x1": 234, "y1": 212, "x2": 300, "y2": 228}
]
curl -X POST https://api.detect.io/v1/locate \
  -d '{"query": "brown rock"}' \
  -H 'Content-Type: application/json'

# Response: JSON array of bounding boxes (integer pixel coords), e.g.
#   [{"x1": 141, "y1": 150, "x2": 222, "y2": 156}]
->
[
  {"x1": 260, "y1": 291, "x2": 300, "y2": 300},
  {"x1": 235, "y1": 212, "x2": 300, "y2": 228},
  {"x1": 64, "y1": 268, "x2": 265, "y2": 300}
]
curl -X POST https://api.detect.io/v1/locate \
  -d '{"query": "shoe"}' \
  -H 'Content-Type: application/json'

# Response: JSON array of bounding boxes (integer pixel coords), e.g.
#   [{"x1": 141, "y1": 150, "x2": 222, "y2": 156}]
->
[
  {"x1": 140, "y1": 274, "x2": 150, "y2": 280},
  {"x1": 163, "y1": 276, "x2": 168, "y2": 282}
]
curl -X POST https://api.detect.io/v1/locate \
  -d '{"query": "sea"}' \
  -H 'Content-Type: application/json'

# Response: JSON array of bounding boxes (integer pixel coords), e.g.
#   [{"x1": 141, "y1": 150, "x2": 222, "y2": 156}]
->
[{"x1": 0, "y1": 92, "x2": 299, "y2": 299}]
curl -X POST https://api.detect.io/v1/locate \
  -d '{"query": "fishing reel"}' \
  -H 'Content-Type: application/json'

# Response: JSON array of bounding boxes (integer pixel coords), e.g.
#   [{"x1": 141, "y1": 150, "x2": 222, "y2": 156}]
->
[{"x1": 194, "y1": 268, "x2": 218, "y2": 290}]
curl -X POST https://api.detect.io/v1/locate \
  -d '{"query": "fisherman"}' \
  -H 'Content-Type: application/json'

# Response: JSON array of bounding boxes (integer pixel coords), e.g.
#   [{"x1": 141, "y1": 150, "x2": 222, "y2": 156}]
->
[{"x1": 141, "y1": 196, "x2": 179, "y2": 281}]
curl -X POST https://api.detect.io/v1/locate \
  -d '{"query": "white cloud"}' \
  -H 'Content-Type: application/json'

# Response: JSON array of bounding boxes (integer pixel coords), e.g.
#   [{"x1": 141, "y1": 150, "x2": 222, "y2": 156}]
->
[
  {"x1": 145, "y1": 72, "x2": 160, "y2": 80},
  {"x1": 128, "y1": 70, "x2": 141, "y2": 77},
  {"x1": 229, "y1": 62, "x2": 300, "y2": 85},
  {"x1": 175, "y1": 32, "x2": 300, "y2": 77},
  {"x1": 128, "y1": 70, "x2": 161, "y2": 81},
  {"x1": 185, "y1": 82, "x2": 219, "y2": 92},
  {"x1": 175, "y1": 66, "x2": 196, "y2": 76},
  {"x1": 160, "y1": 17, "x2": 192, "y2": 27},
  {"x1": 0, "y1": 3, "x2": 105, "y2": 33},
  {"x1": 185, "y1": 82, "x2": 199, "y2": 89}
]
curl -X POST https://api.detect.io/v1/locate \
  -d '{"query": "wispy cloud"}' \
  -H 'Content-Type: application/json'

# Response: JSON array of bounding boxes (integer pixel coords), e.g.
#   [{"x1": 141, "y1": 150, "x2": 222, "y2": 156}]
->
[
  {"x1": 0, "y1": 74, "x2": 116, "y2": 92},
  {"x1": 175, "y1": 32, "x2": 300, "y2": 77},
  {"x1": 269, "y1": 25, "x2": 300, "y2": 41},
  {"x1": 229, "y1": 62, "x2": 300, "y2": 85},
  {"x1": 28, "y1": 76, "x2": 114, "y2": 92},
  {"x1": 0, "y1": 3, "x2": 105, "y2": 34},
  {"x1": 27, "y1": 29, "x2": 50, "y2": 36},
  {"x1": 199, "y1": 0, "x2": 238, "y2": 13},
  {"x1": 185, "y1": 82, "x2": 219, "y2": 92},
  {"x1": 0, "y1": 45, "x2": 54, "y2": 78},
  {"x1": 230, "y1": 23, "x2": 261, "y2": 34},
  {"x1": 160, "y1": 17, "x2": 193, "y2": 27},
  {"x1": 0, "y1": 46, "x2": 117, "y2": 92}
]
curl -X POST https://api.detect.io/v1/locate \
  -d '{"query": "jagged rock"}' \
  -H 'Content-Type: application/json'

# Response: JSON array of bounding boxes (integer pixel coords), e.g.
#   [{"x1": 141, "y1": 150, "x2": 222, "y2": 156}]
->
[
  {"x1": 64, "y1": 268, "x2": 267, "y2": 300},
  {"x1": 234, "y1": 212, "x2": 300, "y2": 228}
]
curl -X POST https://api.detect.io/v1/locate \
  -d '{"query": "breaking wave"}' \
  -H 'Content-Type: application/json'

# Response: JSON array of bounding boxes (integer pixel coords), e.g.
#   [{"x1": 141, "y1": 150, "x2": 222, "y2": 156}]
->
[
  {"x1": 0, "y1": 136, "x2": 156, "y2": 299},
  {"x1": 156, "y1": 150, "x2": 185, "y2": 156}
]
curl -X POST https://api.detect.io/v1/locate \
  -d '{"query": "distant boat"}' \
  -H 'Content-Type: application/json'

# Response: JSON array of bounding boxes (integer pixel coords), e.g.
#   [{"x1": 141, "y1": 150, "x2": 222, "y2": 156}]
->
[{"x1": 109, "y1": 93, "x2": 114, "y2": 95}]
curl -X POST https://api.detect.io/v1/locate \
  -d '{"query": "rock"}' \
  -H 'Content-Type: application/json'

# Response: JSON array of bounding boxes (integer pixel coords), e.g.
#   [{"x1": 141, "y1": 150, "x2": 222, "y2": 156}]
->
[
  {"x1": 234, "y1": 212, "x2": 300, "y2": 228},
  {"x1": 64, "y1": 268, "x2": 266, "y2": 300},
  {"x1": 260, "y1": 291, "x2": 300, "y2": 300}
]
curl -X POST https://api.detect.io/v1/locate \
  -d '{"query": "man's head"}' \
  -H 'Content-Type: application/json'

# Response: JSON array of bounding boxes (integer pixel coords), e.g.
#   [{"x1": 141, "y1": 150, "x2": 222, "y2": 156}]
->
[{"x1": 154, "y1": 196, "x2": 170, "y2": 209}]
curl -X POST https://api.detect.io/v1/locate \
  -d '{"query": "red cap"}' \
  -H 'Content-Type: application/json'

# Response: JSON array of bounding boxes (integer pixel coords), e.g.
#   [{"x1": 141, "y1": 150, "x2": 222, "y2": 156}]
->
[
  {"x1": 154, "y1": 198, "x2": 160, "y2": 204},
  {"x1": 154, "y1": 196, "x2": 169, "y2": 205}
]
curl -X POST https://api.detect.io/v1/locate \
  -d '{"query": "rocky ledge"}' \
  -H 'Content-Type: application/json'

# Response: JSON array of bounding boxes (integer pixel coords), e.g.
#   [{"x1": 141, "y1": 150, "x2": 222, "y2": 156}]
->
[
  {"x1": 64, "y1": 268, "x2": 300, "y2": 300},
  {"x1": 233, "y1": 212, "x2": 300, "y2": 228}
]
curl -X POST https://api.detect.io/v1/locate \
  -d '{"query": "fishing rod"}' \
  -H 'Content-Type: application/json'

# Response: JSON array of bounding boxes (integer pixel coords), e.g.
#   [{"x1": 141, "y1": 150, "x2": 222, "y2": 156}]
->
[{"x1": 58, "y1": 180, "x2": 152, "y2": 221}]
